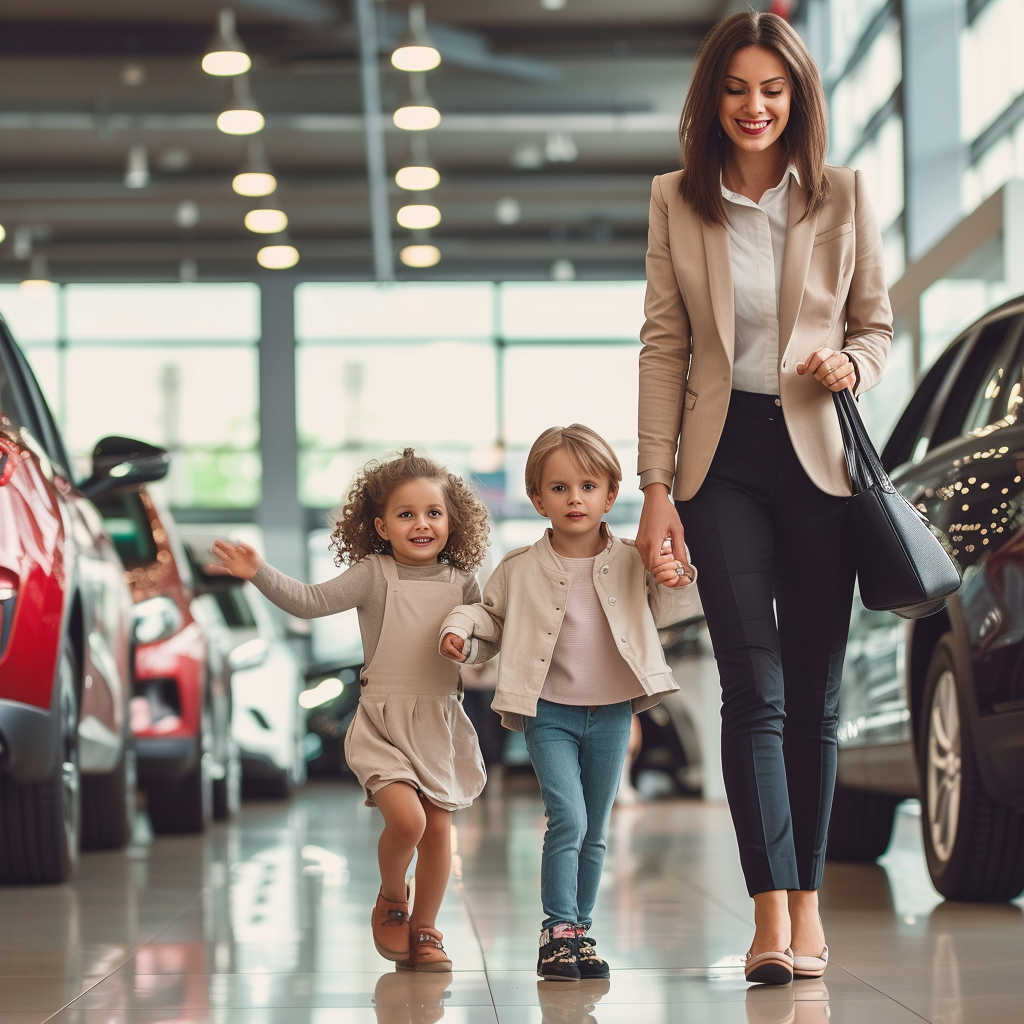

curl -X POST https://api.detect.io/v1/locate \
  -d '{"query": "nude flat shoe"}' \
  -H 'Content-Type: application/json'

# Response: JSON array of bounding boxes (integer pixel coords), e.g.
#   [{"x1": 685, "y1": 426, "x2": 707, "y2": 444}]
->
[
  {"x1": 793, "y1": 945, "x2": 828, "y2": 979},
  {"x1": 744, "y1": 947, "x2": 794, "y2": 985}
]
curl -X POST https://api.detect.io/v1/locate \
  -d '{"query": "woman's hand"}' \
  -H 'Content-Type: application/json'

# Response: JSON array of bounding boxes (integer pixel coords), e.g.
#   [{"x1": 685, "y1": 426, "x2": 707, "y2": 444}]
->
[
  {"x1": 440, "y1": 632, "x2": 467, "y2": 663},
  {"x1": 637, "y1": 483, "x2": 693, "y2": 576},
  {"x1": 797, "y1": 347, "x2": 857, "y2": 392},
  {"x1": 207, "y1": 539, "x2": 263, "y2": 580}
]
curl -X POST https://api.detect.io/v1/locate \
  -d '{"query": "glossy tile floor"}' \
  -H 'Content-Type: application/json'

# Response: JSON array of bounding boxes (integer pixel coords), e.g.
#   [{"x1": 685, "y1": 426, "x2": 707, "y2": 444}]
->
[{"x1": 2, "y1": 779, "x2": 1022, "y2": 1024}]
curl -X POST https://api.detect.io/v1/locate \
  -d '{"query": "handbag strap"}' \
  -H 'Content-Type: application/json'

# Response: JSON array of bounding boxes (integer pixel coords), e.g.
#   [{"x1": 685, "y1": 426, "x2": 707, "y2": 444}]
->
[{"x1": 832, "y1": 388, "x2": 895, "y2": 495}]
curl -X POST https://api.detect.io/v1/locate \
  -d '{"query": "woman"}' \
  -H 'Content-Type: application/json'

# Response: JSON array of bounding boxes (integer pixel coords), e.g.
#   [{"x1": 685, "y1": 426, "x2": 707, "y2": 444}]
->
[{"x1": 635, "y1": 12, "x2": 892, "y2": 985}]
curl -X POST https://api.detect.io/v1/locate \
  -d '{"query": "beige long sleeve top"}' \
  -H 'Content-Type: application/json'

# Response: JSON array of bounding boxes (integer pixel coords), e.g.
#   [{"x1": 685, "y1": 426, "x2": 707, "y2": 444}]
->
[{"x1": 251, "y1": 554, "x2": 480, "y2": 667}]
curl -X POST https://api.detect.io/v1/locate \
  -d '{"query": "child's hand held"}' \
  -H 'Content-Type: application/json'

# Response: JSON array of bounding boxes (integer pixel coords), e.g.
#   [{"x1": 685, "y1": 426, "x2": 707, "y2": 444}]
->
[
  {"x1": 440, "y1": 632, "x2": 467, "y2": 663},
  {"x1": 206, "y1": 539, "x2": 263, "y2": 581},
  {"x1": 651, "y1": 548, "x2": 695, "y2": 589}
]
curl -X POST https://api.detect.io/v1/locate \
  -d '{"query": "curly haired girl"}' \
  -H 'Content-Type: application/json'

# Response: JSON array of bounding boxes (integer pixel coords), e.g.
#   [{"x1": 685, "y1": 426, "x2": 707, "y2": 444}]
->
[{"x1": 208, "y1": 448, "x2": 491, "y2": 973}]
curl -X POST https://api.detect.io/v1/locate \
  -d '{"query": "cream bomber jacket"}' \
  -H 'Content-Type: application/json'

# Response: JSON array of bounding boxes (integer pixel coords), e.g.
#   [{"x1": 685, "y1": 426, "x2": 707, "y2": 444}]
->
[{"x1": 439, "y1": 528, "x2": 702, "y2": 732}]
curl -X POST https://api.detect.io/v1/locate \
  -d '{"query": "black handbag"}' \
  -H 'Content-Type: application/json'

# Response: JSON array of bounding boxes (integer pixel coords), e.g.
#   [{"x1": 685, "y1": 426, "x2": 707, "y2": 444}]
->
[{"x1": 833, "y1": 388, "x2": 962, "y2": 619}]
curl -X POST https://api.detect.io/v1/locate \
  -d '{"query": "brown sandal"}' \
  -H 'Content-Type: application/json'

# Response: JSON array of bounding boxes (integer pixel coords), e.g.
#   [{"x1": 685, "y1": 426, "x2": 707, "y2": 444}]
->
[
  {"x1": 372, "y1": 889, "x2": 411, "y2": 961},
  {"x1": 397, "y1": 926, "x2": 453, "y2": 972}
]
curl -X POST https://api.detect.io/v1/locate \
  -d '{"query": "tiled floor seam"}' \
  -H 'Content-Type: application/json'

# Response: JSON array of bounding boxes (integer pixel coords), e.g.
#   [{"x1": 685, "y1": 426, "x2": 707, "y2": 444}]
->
[
  {"x1": 38, "y1": 888, "x2": 207, "y2": 1024},
  {"x1": 456, "y1": 879, "x2": 502, "y2": 1021},
  {"x1": 831, "y1": 964, "x2": 936, "y2": 1023}
]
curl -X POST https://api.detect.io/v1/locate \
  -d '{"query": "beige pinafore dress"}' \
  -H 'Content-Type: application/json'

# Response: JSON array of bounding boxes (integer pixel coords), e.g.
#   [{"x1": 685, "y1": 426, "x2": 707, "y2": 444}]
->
[{"x1": 343, "y1": 555, "x2": 487, "y2": 811}]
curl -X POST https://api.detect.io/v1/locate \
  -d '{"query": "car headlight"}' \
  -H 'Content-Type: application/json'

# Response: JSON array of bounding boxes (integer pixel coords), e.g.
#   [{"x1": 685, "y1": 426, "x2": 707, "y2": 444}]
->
[
  {"x1": 133, "y1": 596, "x2": 184, "y2": 645},
  {"x1": 229, "y1": 637, "x2": 270, "y2": 671}
]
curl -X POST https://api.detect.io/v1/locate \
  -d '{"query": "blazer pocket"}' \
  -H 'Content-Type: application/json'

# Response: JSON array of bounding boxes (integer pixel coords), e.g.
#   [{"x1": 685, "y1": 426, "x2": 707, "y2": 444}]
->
[
  {"x1": 684, "y1": 388, "x2": 698, "y2": 410},
  {"x1": 814, "y1": 221, "x2": 853, "y2": 246}
]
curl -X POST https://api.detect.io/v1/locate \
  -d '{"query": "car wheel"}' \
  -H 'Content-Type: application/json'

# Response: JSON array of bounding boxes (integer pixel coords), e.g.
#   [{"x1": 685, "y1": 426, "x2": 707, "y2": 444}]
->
[
  {"x1": 81, "y1": 723, "x2": 137, "y2": 851},
  {"x1": 825, "y1": 781, "x2": 900, "y2": 862},
  {"x1": 0, "y1": 639, "x2": 81, "y2": 884},
  {"x1": 919, "y1": 635, "x2": 1024, "y2": 901},
  {"x1": 147, "y1": 707, "x2": 214, "y2": 835},
  {"x1": 212, "y1": 739, "x2": 241, "y2": 820}
]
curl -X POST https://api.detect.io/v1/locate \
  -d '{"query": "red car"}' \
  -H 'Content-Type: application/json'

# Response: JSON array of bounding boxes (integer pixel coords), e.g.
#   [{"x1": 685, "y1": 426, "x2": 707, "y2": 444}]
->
[
  {"x1": 93, "y1": 474, "x2": 239, "y2": 834},
  {"x1": 0, "y1": 319, "x2": 157, "y2": 883}
]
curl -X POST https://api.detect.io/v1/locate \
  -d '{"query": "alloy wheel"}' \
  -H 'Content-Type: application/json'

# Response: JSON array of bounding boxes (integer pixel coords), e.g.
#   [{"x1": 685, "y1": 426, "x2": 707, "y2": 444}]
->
[{"x1": 927, "y1": 669, "x2": 962, "y2": 863}]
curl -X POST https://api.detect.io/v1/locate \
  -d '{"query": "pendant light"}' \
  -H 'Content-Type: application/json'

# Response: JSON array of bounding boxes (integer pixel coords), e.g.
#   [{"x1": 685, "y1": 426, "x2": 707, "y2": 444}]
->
[
  {"x1": 203, "y1": 8, "x2": 251, "y2": 77},
  {"x1": 391, "y1": 3, "x2": 441, "y2": 72},
  {"x1": 217, "y1": 75, "x2": 264, "y2": 136},
  {"x1": 245, "y1": 208, "x2": 288, "y2": 234},
  {"x1": 396, "y1": 204, "x2": 441, "y2": 230},
  {"x1": 232, "y1": 138, "x2": 277, "y2": 196},
  {"x1": 257, "y1": 244, "x2": 299, "y2": 269},
  {"x1": 394, "y1": 73, "x2": 440, "y2": 131},
  {"x1": 400, "y1": 244, "x2": 441, "y2": 268}
]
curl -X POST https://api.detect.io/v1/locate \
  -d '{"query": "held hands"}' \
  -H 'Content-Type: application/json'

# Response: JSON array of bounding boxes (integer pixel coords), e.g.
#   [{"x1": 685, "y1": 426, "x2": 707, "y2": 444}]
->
[
  {"x1": 637, "y1": 484, "x2": 695, "y2": 587},
  {"x1": 206, "y1": 539, "x2": 263, "y2": 580},
  {"x1": 797, "y1": 347, "x2": 857, "y2": 393},
  {"x1": 440, "y1": 632, "x2": 467, "y2": 663}
]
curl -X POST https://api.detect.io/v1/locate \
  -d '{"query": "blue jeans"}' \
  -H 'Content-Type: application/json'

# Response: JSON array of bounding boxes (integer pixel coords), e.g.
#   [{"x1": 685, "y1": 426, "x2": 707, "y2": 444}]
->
[{"x1": 524, "y1": 698, "x2": 633, "y2": 929}]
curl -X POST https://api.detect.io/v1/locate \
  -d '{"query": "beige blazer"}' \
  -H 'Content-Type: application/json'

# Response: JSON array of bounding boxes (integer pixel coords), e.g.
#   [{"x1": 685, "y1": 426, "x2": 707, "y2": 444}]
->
[
  {"x1": 638, "y1": 165, "x2": 893, "y2": 500},
  {"x1": 438, "y1": 529, "x2": 697, "y2": 731}
]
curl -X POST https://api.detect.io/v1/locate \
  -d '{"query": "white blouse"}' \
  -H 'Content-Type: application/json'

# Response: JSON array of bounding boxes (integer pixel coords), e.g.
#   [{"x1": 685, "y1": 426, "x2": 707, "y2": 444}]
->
[{"x1": 721, "y1": 164, "x2": 799, "y2": 395}]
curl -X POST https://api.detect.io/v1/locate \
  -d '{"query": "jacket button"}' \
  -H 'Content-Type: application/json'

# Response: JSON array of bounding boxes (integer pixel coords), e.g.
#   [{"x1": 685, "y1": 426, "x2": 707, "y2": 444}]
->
[
  {"x1": 620, "y1": 637, "x2": 627, "y2": 643},
  {"x1": 608, "y1": 596, "x2": 617, "y2": 605},
  {"x1": 774, "y1": 398, "x2": 781, "y2": 407},
  {"x1": 559, "y1": 581, "x2": 565, "y2": 586},
  {"x1": 600, "y1": 566, "x2": 609, "y2": 575}
]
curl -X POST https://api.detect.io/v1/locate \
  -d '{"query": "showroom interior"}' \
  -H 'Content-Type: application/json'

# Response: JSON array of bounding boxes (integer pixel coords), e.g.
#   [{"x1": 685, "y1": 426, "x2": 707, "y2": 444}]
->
[{"x1": 2, "y1": 0, "x2": 1024, "y2": 1021}]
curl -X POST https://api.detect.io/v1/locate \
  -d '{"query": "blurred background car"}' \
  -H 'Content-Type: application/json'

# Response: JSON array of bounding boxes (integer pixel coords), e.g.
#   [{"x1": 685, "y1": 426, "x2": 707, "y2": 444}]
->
[
  {"x1": 0, "y1": 319, "x2": 151, "y2": 883},
  {"x1": 827, "y1": 295, "x2": 1024, "y2": 902},
  {"x1": 93, "y1": 472, "x2": 239, "y2": 833},
  {"x1": 185, "y1": 536, "x2": 308, "y2": 799}
]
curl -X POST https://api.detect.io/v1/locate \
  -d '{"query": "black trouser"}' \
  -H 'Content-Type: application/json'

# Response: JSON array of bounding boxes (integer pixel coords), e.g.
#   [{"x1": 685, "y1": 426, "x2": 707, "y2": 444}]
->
[{"x1": 678, "y1": 390, "x2": 856, "y2": 896}]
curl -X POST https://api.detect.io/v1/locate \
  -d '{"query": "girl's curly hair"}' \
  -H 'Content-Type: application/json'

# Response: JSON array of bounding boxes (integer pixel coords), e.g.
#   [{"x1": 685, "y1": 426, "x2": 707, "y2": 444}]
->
[{"x1": 329, "y1": 448, "x2": 489, "y2": 572}]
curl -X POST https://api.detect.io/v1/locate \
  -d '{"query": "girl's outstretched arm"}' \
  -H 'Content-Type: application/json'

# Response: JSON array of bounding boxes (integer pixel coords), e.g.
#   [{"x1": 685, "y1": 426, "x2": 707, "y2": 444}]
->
[{"x1": 209, "y1": 539, "x2": 373, "y2": 619}]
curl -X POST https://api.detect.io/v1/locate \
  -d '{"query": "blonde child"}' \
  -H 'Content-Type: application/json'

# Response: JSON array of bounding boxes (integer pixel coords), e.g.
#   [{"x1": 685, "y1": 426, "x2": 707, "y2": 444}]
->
[
  {"x1": 439, "y1": 423, "x2": 699, "y2": 981},
  {"x1": 209, "y1": 449, "x2": 490, "y2": 972}
]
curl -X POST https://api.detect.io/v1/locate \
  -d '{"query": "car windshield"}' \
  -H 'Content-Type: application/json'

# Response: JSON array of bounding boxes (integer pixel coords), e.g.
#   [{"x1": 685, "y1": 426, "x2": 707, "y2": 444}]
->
[{"x1": 95, "y1": 492, "x2": 158, "y2": 570}]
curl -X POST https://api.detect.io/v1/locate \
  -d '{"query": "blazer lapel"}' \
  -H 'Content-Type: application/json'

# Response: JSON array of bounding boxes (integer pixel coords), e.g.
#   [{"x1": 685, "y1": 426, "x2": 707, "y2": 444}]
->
[
  {"x1": 778, "y1": 177, "x2": 819, "y2": 355},
  {"x1": 701, "y1": 218, "x2": 734, "y2": 363}
]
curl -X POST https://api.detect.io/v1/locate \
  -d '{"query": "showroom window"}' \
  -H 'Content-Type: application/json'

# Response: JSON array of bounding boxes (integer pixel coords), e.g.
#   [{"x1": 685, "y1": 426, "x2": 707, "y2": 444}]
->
[
  {"x1": 295, "y1": 281, "x2": 646, "y2": 514},
  {"x1": 0, "y1": 283, "x2": 261, "y2": 509}
]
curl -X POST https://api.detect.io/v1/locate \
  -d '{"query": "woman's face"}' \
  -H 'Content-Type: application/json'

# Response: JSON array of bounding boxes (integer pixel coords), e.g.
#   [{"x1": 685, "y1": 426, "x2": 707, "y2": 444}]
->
[{"x1": 718, "y1": 44, "x2": 791, "y2": 157}]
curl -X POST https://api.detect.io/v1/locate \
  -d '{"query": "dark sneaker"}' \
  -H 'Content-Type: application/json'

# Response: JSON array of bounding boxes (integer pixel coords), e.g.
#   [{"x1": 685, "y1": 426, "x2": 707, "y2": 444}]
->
[
  {"x1": 537, "y1": 923, "x2": 580, "y2": 982},
  {"x1": 574, "y1": 928, "x2": 610, "y2": 979}
]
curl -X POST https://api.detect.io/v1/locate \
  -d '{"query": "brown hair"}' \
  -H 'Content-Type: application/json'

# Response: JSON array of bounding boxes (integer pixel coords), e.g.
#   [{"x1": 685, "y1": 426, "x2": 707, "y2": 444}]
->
[
  {"x1": 329, "y1": 448, "x2": 489, "y2": 571},
  {"x1": 524, "y1": 424, "x2": 622, "y2": 498},
  {"x1": 678, "y1": 10, "x2": 831, "y2": 225}
]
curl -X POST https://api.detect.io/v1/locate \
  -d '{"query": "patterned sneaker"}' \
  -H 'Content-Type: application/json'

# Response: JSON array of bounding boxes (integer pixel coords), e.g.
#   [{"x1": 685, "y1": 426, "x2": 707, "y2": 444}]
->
[
  {"x1": 574, "y1": 927, "x2": 610, "y2": 979},
  {"x1": 537, "y1": 923, "x2": 580, "y2": 982}
]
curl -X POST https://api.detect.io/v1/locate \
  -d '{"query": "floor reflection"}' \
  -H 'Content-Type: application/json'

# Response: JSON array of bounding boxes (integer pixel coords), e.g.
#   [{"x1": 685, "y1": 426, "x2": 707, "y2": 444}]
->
[{"x1": 2, "y1": 781, "x2": 1023, "y2": 1023}]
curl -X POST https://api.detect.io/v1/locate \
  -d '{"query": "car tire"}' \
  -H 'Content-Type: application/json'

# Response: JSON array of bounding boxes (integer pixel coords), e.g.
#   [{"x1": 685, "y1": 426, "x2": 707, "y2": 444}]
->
[
  {"x1": 212, "y1": 739, "x2": 241, "y2": 820},
  {"x1": 81, "y1": 725, "x2": 136, "y2": 851},
  {"x1": 919, "y1": 635, "x2": 1024, "y2": 901},
  {"x1": 826, "y1": 781, "x2": 900, "y2": 863},
  {"x1": 147, "y1": 709, "x2": 213, "y2": 835},
  {"x1": 0, "y1": 639, "x2": 81, "y2": 884}
]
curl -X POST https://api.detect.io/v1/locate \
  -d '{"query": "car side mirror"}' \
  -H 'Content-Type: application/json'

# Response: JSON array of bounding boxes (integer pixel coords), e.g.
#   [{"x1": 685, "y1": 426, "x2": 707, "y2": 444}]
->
[{"x1": 80, "y1": 435, "x2": 170, "y2": 500}]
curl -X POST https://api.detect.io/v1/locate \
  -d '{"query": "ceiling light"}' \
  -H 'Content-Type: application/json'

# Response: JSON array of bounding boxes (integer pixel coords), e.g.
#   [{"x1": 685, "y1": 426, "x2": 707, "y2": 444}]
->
[
  {"x1": 541, "y1": 0, "x2": 567, "y2": 9},
  {"x1": 245, "y1": 208, "x2": 288, "y2": 233},
  {"x1": 257, "y1": 244, "x2": 299, "y2": 269},
  {"x1": 512, "y1": 143, "x2": 544, "y2": 169},
  {"x1": 124, "y1": 144, "x2": 150, "y2": 188},
  {"x1": 395, "y1": 165, "x2": 440, "y2": 190},
  {"x1": 496, "y1": 197, "x2": 521, "y2": 224},
  {"x1": 21, "y1": 254, "x2": 52, "y2": 291},
  {"x1": 392, "y1": 3, "x2": 441, "y2": 72},
  {"x1": 545, "y1": 131, "x2": 578, "y2": 162},
  {"x1": 394, "y1": 74, "x2": 440, "y2": 131},
  {"x1": 175, "y1": 200, "x2": 200, "y2": 228},
  {"x1": 0, "y1": 224, "x2": 5, "y2": 244},
  {"x1": 232, "y1": 138, "x2": 276, "y2": 195},
  {"x1": 217, "y1": 75, "x2": 264, "y2": 135},
  {"x1": 396, "y1": 204, "x2": 441, "y2": 229},
  {"x1": 394, "y1": 104, "x2": 441, "y2": 131},
  {"x1": 122, "y1": 62, "x2": 146, "y2": 86},
  {"x1": 400, "y1": 244, "x2": 441, "y2": 268},
  {"x1": 203, "y1": 8, "x2": 252, "y2": 77}
]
